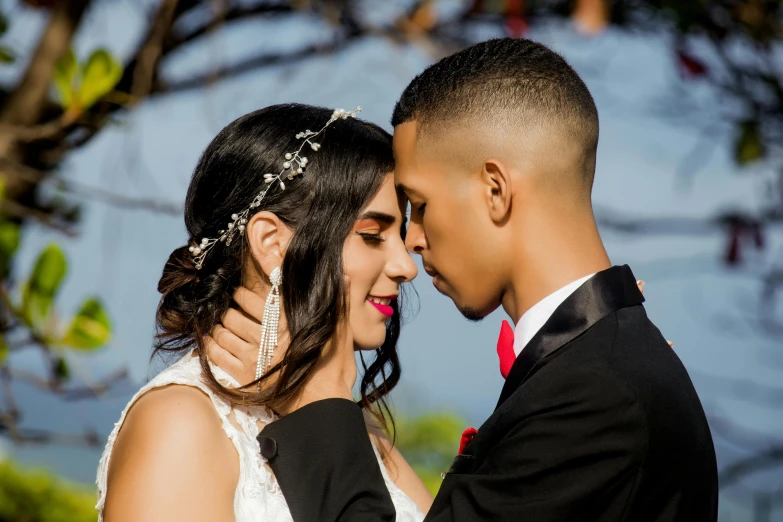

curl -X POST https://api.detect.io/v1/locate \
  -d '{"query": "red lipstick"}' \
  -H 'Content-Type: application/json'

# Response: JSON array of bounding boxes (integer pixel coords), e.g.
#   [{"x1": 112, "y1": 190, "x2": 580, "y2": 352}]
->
[{"x1": 367, "y1": 296, "x2": 396, "y2": 318}]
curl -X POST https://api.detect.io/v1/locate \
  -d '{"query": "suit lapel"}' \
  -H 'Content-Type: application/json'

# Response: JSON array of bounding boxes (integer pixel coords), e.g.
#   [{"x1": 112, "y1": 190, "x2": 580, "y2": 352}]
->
[{"x1": 495, "y1": 265, "x2": 644, "y2": 410}]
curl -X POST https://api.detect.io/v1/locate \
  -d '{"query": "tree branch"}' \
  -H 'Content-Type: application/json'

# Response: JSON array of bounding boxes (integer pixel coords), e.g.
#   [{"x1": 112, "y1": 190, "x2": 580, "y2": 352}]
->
[
  {"x1": 719, "y1": 446, "x2": 783, "y2": 489},
  {"x1": 0, "y1": 198, "x2": 77, "y2": 236},
  {"x1": 0, "y1": 0, "x2": 93, "y2": 205},
  {"x1": 130, "y1": 0, "x2": 182, "y2": 102},
  {"x1": 708, "y1": 414, "x2": 782, "y2": 452},
  {"x1": 0, "y1": 366, "x2": 20, "y2": 422},
  {"x1": 0, "y1": 0, "x2": 92, "y2": 127},
  {"x1": 0, "y1": 156, "x2": 182, "y2": 216},
  {"x1": 8, "y1": 367, "x2": 130, "y2": 401},
  {"x1": 0, "y1": 413, "x2": 102, "y2": 446},
  {"x1": 154, "y1": 34, "x2": 361, "y2": 95},
  {"x1": 54, "y1": 180, "x2": 183, "y2": 215},
  {"x1": 59, "y1": 1, "x2": 299, "y2": 153},
  {"x1": 695, "y1": 371, "x2": 783, "y2": 410},
  {"x1": 0, "y1": 113, "x2": 75, "y2": 143},
  {"x1": 595, "y1": 206, "x2": 782, "y2": 236},
  {"x1": 161, "y1": 2, "x2": 295, "y2": 56}
]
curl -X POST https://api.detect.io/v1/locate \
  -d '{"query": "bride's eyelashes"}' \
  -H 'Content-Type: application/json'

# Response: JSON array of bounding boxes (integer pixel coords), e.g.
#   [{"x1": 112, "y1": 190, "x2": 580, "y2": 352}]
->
[
  {"x1": 354, "y1": 213, "x2": 395, "y2": 246},
  {"x1": 357, "y1": 231, "x2": 385, "y2": 244}
]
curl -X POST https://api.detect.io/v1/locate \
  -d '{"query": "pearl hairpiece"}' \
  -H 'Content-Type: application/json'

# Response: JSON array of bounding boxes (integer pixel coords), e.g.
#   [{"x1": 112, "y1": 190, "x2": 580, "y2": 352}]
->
[{"x1": 190, "y1": 106, "x2": 362, "y2": 270}]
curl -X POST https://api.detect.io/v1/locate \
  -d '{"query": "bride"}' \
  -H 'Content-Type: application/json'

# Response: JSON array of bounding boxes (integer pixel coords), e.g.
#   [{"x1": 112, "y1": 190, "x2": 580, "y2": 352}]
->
[{"x1": 96, "y1": 104, "x2": 431, "y2": 521}]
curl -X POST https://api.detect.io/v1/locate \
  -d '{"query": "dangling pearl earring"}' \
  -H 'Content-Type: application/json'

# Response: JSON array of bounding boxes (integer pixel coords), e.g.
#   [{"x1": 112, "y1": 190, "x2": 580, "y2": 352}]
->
[{"x1": 255, "y1": 267, "x2": 281, "y2": 389}]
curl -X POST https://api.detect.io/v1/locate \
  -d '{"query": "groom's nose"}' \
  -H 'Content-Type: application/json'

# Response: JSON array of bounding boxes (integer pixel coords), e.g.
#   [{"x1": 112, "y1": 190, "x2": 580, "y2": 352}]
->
[{"x1": 405, "y1": 220, "x2": 427, "y2": 254}]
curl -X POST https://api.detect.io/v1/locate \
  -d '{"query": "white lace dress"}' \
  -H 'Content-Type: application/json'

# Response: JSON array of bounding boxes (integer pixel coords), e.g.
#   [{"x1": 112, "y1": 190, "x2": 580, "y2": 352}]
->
[{"x1": 96, "y1": 353, "x2": 425, "y2": 522}]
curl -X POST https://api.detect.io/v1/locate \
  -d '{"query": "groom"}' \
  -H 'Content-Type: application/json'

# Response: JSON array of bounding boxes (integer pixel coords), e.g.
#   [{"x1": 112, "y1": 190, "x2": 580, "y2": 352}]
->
[{"x1": 217, "y1": 38, "x2": 719, "y2": 520}]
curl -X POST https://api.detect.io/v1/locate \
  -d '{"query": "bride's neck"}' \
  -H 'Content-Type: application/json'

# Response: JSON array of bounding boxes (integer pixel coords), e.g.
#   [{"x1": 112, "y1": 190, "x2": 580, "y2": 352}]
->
[{"x1": 277, "y1": 331, "x2": 358, "y2": 415}]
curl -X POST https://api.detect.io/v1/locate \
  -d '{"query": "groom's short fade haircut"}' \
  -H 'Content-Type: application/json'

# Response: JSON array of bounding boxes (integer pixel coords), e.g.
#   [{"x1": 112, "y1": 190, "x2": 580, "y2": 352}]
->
[{"x1": 391, "y1": 37, "x2": 599, "y2": 154}]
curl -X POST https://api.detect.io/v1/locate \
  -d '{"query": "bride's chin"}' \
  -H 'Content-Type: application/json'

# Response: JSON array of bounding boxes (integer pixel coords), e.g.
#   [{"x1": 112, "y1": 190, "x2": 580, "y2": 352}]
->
[{"x1": 353, "y1": 333, "x2": 388, "y2": 351}]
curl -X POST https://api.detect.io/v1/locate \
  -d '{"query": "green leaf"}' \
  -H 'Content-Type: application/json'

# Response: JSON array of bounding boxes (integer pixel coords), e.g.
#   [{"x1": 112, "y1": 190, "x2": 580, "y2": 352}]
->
[
  {"x1": 22, "y1": 244, "x2": 67, "y2": 326},
  {"x1": 0, "y1": 47, "x2": 14, "y2": 64},
  {"x1": 735, "y1": 120, "x2": 765, "y2": 165},
  {"x1": 0, "y1": 335, "x2": 8, "y2": 363},
  {"x1": 0, "y1": 220, "x2": 20, "y2": 277},
  {"x1": 53, "y1": 49, "x2": 77, "y2": 109},
  {"x1": 0, "y1": 221, "x2": 20, "y2": 258},
  {"x1": 0, "y1": 13, "x2": 8, "y2": 35},
  {"x1": 53, "y1": 356, "x2": 69, "y2": 382},
  {"x1": 59, "y1": 298, "x2": 111, "y2": 350},
  {"x1": 78, "y1": 49, "x2": 122, "y2": 110}
]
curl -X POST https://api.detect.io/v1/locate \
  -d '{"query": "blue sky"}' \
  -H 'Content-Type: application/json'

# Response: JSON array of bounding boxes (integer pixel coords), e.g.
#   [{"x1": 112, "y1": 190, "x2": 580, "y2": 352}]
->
[{"x1": 2, "y1": 2, "x2": 782, "y2": 519}]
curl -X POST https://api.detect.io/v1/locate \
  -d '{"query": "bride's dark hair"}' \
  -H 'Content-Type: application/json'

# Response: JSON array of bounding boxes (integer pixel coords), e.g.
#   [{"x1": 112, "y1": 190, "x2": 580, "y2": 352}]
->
[{"x1": 155, "y1": 103, "x2": 401, "y2": 425}]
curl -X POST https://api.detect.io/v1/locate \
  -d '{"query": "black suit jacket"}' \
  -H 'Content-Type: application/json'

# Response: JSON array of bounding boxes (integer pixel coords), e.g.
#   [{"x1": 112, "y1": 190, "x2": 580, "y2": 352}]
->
[{"x1": 259, "y1": 265, "x2": 719, "y2": 521}]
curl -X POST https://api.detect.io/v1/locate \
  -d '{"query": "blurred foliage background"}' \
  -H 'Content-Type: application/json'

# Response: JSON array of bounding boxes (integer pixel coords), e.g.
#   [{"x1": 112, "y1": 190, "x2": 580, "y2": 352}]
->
[{"x1": 0, "y1": 0, "x2": 781, "y2": 520}]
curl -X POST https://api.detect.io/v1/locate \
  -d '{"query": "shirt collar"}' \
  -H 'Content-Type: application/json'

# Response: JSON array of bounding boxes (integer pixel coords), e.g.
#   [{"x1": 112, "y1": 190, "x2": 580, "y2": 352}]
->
[{"x1": 512, "y1": 273, "x2": 596, "y2": 357}]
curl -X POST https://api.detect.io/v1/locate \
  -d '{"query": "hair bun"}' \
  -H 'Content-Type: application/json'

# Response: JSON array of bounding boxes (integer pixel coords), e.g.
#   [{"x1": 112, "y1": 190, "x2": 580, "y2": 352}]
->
[{"x1": 158, "y1": 245, "x2": 199, "y2": 294}]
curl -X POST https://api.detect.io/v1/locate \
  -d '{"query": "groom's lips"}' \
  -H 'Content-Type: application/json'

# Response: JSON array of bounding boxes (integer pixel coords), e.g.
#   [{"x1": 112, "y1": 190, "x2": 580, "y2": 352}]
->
[
  {"x1": 423, "y1": 262, "x2": 438, "y2": 278},
  {"x1": 423, "y1": 262, "x2": 442, "y2": 287}
]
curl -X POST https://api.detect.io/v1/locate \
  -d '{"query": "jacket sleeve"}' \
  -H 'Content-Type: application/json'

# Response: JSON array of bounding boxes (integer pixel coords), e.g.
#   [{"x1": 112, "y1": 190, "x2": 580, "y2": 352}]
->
[
  {"x1": 259, "y1": 369, "x2": 646, "y2": 522},
  {"x1": 257, "y1": 398, "x2": 396, "y2": 522},
  {"x1": 425, "y1": 367, "x2": 647, "y2": 521}
]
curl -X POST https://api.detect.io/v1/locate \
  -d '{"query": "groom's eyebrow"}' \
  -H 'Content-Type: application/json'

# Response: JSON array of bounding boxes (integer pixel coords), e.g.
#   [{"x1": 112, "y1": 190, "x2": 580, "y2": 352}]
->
[{"x1": 358, "y1": 211, "x2": 396, "y2": 225}]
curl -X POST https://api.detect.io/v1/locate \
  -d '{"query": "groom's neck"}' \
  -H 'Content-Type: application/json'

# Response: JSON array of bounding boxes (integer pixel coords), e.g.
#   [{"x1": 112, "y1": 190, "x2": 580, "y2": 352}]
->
[{"x1": 501, "y1": 212, "x2": 610, "y2": 324}]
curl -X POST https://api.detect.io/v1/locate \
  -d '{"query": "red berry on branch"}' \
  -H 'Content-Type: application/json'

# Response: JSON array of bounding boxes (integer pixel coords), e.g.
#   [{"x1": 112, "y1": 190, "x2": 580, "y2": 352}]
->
[
  {"x1": 725, "y1": 225, "x2": 742, "y2": 265},
  {"x1": 504, "y1": 16, "x2": 528, "y2": 38},
  {"x1": 504, "y1": 0, "x2": 525, "y2": 17},
  {"x1": 677, "y1": 51, "x2": 708, "y2": 78}
]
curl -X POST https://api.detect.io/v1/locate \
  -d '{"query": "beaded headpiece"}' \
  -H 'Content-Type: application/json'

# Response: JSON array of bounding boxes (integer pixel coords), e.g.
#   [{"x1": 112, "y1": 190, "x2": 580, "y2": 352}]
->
[{"x1": 190, "y1": 106, "x2": 362, "y2": 269}]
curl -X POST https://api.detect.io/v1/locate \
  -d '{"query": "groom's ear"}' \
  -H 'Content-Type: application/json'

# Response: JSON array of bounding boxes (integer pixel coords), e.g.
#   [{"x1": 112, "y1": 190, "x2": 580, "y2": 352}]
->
[
  {"x1": 246, "y1": 211, "x2": 293, "y2": 276},
  {"x1": 480, "y1": 159, "x2": 513, "y2": 224}
]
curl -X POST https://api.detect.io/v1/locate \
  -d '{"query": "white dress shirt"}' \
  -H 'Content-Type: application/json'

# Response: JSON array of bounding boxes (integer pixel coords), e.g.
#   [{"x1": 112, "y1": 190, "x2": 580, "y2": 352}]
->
[{"x1": 512, "y1": 273, "x2": 596, "y2": 357}]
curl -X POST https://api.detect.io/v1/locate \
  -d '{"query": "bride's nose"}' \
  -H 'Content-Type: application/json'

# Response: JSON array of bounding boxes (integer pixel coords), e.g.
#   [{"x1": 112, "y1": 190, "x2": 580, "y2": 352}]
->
[{"x1": 386, "y1": 241, "x2": 418, "y2": 282}]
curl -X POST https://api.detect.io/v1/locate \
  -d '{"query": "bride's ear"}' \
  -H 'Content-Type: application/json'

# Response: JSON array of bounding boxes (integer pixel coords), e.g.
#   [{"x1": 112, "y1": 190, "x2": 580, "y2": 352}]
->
[{"x1": 246, "y1": 211, "x2": 293, "y2": 277}]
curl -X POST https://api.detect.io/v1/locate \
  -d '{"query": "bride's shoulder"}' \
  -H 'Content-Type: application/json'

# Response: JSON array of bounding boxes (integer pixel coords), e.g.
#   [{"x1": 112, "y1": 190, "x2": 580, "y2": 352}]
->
[
  {"x1": 125, "y1": 385, "x2": 219, "y2": 438},
  {"x1": 109, "y1": 384, "x2": 237, "y2": 483},
  {"x1": 101, "y1": 385, "x2": 239, "y2": 520},
  {"x1": 119, "y1": 384, "x2": 229, "y2": 449}
]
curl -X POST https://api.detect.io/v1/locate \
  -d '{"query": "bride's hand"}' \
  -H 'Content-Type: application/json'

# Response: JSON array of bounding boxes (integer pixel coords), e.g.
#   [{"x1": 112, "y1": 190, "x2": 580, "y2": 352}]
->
[{"x1": 637, "y1": 280, "x2": 674, "y2": 348}]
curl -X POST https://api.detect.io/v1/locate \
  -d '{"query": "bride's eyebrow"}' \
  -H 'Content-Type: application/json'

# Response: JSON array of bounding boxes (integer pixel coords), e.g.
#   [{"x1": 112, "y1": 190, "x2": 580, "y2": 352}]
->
[{"x1": 357, "y1": 211, "x2": 395, "y2": 225}]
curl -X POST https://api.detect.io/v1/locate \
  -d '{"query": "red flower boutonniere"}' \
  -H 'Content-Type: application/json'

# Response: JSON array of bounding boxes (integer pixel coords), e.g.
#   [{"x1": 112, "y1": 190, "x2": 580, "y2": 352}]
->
[{"x1": 459, "y1": 427, "x2": 478, "y2": 455}]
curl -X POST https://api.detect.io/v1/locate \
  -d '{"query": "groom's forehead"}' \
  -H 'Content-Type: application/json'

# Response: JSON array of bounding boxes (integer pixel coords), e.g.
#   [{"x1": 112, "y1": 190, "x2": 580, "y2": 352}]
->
[
  {"x1": 392, "y1": 121, "x2": 428, "y2": 185},
  {"x1": 392, "y1": 120, "x2": 448, "y2": 166},
  {"x1": 392, "y1": 120, "x2": 419, "y2": 157},
  {"x1": 394, "y1": 120, "x2": 472, "y2": 194}
]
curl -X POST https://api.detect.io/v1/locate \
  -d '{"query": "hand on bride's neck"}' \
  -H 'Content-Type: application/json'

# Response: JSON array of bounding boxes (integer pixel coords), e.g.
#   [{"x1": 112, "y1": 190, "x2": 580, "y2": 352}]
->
[{"x1": 239, "y1": 271, "x2": 357, "y2": 416}]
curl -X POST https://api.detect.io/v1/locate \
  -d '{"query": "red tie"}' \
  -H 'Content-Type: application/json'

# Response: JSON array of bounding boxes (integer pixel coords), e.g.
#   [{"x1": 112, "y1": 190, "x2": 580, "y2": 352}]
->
[{"x1": 497, "y1": 319, "x2": 516, "y2": 379}]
